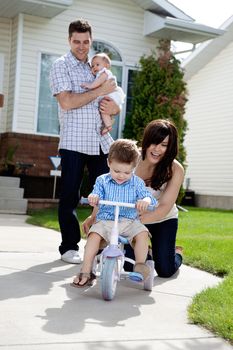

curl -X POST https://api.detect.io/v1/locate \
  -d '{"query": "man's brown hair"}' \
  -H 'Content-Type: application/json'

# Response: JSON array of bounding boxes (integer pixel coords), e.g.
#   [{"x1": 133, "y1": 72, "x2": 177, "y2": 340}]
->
[{"x1": 68, "y1": 19, "x2": 92, "y2": 38}]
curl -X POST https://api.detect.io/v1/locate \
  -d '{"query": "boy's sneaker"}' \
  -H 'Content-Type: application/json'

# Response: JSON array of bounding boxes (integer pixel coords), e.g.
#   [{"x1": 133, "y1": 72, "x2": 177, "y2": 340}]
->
[{"x1": 61, "y1": 250, "x2": 82, "y2": 264}]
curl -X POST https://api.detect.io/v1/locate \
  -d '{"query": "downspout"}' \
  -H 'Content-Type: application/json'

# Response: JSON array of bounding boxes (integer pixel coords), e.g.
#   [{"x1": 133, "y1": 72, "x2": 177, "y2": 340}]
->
[{"x1": 12, "y1": 13, "x2": 23, "y2": 132}]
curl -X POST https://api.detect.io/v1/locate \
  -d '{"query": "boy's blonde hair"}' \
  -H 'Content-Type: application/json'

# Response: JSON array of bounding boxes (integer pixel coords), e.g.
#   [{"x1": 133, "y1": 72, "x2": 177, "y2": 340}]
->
[
  {"x1": 108, "y1": 139, "x2": 140, "y2": 167},
  {"x1": 91, "y1": 53, "x2": 111, "y2": 68}
]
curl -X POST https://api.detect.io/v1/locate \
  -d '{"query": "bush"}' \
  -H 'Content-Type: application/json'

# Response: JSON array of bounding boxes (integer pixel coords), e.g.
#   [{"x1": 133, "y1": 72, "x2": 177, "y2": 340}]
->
[{"x1": 123, "y1": 40, "x2": 188, "y2": 168}]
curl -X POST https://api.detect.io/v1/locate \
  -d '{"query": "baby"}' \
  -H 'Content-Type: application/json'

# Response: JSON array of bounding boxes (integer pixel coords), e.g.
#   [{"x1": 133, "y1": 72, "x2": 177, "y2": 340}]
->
[{"x1": 82, "y1": 53, "x2": 125, "y2": 135}]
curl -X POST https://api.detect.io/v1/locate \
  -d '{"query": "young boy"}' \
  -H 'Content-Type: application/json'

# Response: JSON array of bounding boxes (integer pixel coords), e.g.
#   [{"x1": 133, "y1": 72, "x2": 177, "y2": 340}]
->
[
  {"x1": 72, "y1": 139, "x2": 157, "y2": 287},
  {"x1": 81, "y1": 53, "x2": 125, "y2": 135}
]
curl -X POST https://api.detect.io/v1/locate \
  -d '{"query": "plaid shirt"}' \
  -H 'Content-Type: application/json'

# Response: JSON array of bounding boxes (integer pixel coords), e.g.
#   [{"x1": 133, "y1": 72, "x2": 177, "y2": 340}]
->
[
  {"x1": 49, "y1": 51, "x2": 113, "y2": 155},
  {"x1": 91, "y1": 173, "x2": 157, "y2": 221}
]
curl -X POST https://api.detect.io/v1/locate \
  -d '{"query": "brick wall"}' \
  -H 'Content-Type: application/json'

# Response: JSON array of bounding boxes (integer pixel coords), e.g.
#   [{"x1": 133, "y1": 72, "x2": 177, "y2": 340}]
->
[{"x1": 0, "y1": 132, "x2": 59, "y2": 177}]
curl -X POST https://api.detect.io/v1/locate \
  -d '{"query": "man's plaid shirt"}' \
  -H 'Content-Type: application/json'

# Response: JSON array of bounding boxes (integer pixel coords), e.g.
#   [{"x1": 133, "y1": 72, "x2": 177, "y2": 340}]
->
[{"x1": 50, "y1": 51, "x2": 113, "y2": 155}]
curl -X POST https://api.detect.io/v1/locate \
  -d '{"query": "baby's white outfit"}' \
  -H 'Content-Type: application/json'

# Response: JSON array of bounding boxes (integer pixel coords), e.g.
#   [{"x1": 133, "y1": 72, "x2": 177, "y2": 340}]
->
[{"x1": 97, "y1": 67, "x2": 125, "y2": 106}]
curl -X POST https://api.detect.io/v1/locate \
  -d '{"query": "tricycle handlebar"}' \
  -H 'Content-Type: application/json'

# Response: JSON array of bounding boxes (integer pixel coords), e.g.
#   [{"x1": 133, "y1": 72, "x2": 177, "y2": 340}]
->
[{"x1": 80, "y1": 197, "x2": 156, "y2": 211}]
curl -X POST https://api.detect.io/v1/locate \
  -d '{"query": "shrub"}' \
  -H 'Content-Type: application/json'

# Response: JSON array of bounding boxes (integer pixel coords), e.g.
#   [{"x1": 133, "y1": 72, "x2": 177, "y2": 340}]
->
[{"x1": 123, "y1": 39, "x2": 188, "y2": 168}]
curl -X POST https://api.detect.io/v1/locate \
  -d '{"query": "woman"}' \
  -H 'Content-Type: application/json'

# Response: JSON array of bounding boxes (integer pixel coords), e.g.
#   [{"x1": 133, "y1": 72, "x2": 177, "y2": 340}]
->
[
  {"x1": 133, "y1": 119, "x2": 184, "y2": 277},
  {"x1": 83, "y1": 119, "x2": 184, "y2": 278}
]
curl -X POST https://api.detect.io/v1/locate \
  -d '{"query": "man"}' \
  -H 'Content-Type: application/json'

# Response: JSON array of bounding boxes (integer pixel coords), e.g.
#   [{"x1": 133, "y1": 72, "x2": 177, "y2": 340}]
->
[{"x1": 50, "y1": 19, "x2": 119, "y2": 263}]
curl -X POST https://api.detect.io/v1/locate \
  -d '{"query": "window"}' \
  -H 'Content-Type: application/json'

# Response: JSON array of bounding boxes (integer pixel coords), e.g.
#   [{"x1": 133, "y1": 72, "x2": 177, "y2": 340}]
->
[
  {"x1": 37, "y1": 53, "x2": 59, "y2": 135},
  {"x1": 37, "y1": 42, "x2": 125, "y2": 138},
  {"x1": 91, "y1": 41, "x2": 124, "y2": 139},
  {"x1": 125, "y1": 68, "x2": 137, "y2": 116},
  {"x1": 119, "y1": 67, "x2": 138, "y2": 136}
]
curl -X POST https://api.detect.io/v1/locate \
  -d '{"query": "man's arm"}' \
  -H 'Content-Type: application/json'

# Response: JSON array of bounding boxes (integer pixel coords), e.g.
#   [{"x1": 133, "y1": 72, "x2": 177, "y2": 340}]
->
[{"x1": 56, "y1": 79, "x2": 116, "y2": 111}]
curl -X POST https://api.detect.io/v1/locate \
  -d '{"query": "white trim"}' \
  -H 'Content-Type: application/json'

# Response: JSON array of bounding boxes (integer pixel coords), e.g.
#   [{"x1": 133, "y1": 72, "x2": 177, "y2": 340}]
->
[
  {"x1": 35, "y1": 50, "x2": 61, "y2": 134},
  {"x1": 35, "y1": 51, "x2": 60, "y2": 136},
  {"x1": 119, "y1": 65, "x2": 138, "y2": 137},
  {"x1": 12, "y1": 13, "x2": 24, "y2": 132},
  {"x1": 0, "y1": 53, "x2": 4, "y2": 92},
  {"x1": 0, "y1": 0, "x2": 72, "y2": 19},
  {"x1": 0, "y1": 53, "x2": 4, "y2": 126},
  {"x1": 144, "y1": 12, "x2": 224, "y2": 44},
  {"x1": 34, "y1": 51, "x2": 42, "y2": 134},
  {"x1": 117, "y1": 64, "x2": 127, "y2": 138},
  {"x1": 91, "y1": 38, "x2": 125, "y2": 65},
  {"x1": 91, "y1": 39, "x2": 126, "y2": 139},
  {"x1": 132, "y1": 0, "x2": 193, "y2": 21},
  {"x1": 36, "y1": 132, "x2": 59, "y2": 138}
]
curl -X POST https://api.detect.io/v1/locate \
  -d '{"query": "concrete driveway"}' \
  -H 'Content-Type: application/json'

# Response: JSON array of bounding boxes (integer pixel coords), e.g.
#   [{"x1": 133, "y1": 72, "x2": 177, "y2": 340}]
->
[{"x1": 0, "y1": 213, "x2": 232, "y2": 350}]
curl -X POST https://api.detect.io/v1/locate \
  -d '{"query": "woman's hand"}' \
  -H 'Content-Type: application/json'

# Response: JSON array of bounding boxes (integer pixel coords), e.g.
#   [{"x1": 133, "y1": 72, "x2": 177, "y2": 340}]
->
[{"x1": 139, "y1": 210, "x2": 156, "y2": 225}]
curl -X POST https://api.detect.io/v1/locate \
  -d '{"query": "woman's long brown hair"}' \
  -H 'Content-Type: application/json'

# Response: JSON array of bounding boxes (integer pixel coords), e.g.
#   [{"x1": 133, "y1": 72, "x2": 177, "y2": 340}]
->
[{"x1": 141, "y1": 119, "x2": 178, "y2": 190}]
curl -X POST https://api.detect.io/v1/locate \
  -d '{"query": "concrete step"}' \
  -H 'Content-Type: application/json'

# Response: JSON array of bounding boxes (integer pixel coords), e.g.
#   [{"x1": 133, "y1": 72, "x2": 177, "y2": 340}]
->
[
  {"x1": 0, "y1": 186, "x2": 24, "y2": 199},
  {"x1": 0, "y1": 176, "x2": 20, "y2": 187},
  {"x1": 0, "y1": 198, "x2": 28, "y2": 214}
]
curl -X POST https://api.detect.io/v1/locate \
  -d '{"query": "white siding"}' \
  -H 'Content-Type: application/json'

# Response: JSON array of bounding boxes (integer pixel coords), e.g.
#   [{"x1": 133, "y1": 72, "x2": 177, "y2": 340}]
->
[
  {"x1": 0, "y1": 17, "x2": 11, "y2": 132},
  {"x1": 15, "y1": 0, "x2": 158, "y2": 133},
  {"x1": 184, "y1": 41, "x2": 233, "y2": 197}
]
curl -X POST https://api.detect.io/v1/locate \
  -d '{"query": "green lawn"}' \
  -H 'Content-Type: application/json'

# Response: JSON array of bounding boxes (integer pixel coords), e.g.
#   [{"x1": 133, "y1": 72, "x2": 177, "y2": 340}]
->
[
  {"x1": 176, "y1": 207, "x2": 233, "y2": 343},
  {"x1": 27, "y1": 206, "x2": 233, "y2": 344},
  {"x1": 27, "y1": 207, "x2": 92, "y2": 233},
  {"x1": 177, "y1": 207, "x2": 233, "y2": 276}
]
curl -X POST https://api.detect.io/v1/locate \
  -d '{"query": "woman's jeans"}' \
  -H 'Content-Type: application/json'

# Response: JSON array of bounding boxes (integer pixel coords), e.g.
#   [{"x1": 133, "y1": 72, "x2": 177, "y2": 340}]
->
[
  {"x1": 58, "y1": 148, "x2": 108, "y2": 255},
  {"x1": 124, "y1": 218, "x2": 182, "y2": 278}
]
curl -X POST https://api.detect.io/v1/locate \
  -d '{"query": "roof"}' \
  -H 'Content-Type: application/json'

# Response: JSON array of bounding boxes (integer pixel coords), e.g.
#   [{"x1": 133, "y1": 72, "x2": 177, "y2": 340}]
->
[
  {"x1": 132, "y1": 0, "x2": 224, "y2": 43},
  {"x1": 0, "y1": 0, "x2": 72, "y2": 19},
  {"x1": 0, "y1": 0, "x2": 224, "y2": 44},
  {"x1": 132, "y1": 0, "x2": 194, "y2": 21},
  {"x1": 182, "y1": 15, "x2": 233, "y2": 80},
  {"x1": 144, "y1": 11, "x2": 224, "y2": 44}
]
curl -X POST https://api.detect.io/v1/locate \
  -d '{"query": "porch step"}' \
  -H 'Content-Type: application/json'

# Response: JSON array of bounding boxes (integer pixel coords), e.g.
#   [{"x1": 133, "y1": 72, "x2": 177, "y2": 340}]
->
[
  {"x1": 0, "y1": 176, "x2": 20, "y2": 187},
  {"x1": 0, "y1": 176, "x2": 28, "y2": 214},
  {"x1": 0, "y1": 198, "x2": 28, "y2": 214},
  {"x1": 0, "y1": 186, "x2": 24, "y2": 199}
]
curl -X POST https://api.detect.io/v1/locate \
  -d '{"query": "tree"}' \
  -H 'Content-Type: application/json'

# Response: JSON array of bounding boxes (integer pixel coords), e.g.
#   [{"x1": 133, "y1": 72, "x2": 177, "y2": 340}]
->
[{"x1": 123, "y1": 40, "x2": 188, "y2": 167}]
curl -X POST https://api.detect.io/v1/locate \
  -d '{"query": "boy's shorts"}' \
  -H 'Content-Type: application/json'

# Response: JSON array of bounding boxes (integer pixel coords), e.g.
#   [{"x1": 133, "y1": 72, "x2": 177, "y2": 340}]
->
[{"x1": 88, "y1": 219, "x2": 150, "y2": 245}]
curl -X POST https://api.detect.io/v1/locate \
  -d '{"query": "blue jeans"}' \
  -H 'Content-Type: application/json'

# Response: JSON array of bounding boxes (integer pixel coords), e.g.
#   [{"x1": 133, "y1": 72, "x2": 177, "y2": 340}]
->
[
  {"x1": 58, "y1": 149, "x2": 108, "y2": 255},
  {"x1": 124, "y1": 218, "x2": 182, "y2": 277}
]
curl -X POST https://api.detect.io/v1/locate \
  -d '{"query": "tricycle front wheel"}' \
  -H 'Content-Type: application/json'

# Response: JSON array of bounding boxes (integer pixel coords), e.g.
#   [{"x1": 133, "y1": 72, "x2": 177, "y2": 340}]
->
[{"x1": 101, "y1": 257, "x2": 119, "y2": 301}]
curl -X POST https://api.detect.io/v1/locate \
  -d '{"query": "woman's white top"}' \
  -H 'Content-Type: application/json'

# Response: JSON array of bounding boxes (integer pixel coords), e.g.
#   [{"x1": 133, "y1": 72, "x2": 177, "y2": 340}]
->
[{"x1": 146, "y1": 183, "x2": 178, "y2": 223}]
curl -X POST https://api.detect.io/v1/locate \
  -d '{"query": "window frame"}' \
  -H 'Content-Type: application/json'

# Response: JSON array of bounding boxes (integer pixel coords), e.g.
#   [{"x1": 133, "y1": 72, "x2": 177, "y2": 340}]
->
[
  {"x1": 120, "y1": 66, "x2": 138, "y2": 137},
  {"x1": 35, "y1": 45, "x2": 137, "y2": 138},
  {"x1": 35, "y1": 51, "x2": 60, "y2": 137}
]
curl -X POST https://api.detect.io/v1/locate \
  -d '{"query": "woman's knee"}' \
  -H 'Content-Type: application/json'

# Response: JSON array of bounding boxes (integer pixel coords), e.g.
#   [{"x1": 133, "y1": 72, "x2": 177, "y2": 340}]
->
[{"x1": 154, "y1": 260, "x2": 176, "y2": 278}]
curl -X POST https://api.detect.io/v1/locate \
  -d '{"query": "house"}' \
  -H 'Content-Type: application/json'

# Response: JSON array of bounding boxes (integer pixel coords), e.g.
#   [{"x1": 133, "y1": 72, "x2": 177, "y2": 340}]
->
[
  {"x1": 0, "y1": 0, "x2": 222, "y2": 198},
  {"x1": 182, "y1": 16, "x2": 233, "y2": 210}
]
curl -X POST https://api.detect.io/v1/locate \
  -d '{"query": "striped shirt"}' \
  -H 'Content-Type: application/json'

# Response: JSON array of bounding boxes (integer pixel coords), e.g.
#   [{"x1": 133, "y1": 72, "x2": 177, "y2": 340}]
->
[
  {"x1": 49, "y1": 51, "x2": 113, "y2": 155},
  {"x1": 91, "y1": 173, "x2": 157, "y2": 221}
]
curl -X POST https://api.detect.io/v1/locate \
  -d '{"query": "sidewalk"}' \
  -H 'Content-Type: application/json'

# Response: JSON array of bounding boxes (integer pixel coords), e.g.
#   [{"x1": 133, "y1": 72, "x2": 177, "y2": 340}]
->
[{"x1": 0, "y1": 213, "x2": 232, "y2": 350}]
